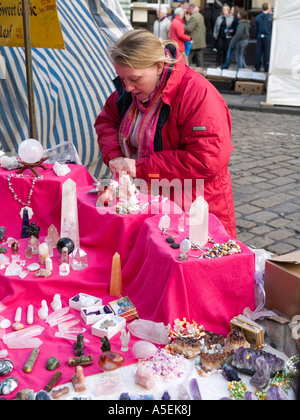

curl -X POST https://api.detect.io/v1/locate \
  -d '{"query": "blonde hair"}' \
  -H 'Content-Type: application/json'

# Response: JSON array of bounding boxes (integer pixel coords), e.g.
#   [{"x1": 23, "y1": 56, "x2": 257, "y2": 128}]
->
[
  {"x1": 221, "y1": 4, "x2": 231, "y2": 15},
  {"x1": 109, "y1": 29, "x2": 178, "y2": 69}
]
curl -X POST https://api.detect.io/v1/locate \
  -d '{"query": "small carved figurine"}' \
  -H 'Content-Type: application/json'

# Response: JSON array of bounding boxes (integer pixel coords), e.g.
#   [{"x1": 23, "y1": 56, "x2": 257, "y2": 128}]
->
[
  {"x1": 120, "y1": 328, "x2": 130, "y2": 352},
  {"x1": 74, "y1": 333, "x2": 84, "y2": 357},
  {"x1": 27, "y1": 222, "x2": 40, "y2": 239},
  {"x1": 101, "y1": 336, "x2": 111, "y2": 353},
  {"x1": 72, "y1": 366, "x2": 86, "y2": 392}
]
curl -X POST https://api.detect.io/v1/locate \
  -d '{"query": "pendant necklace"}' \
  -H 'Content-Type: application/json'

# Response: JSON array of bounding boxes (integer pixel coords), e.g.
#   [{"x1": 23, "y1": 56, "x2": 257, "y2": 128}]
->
[{"x1": 7, "y1": 174, "x2": 39, "y2": 219}]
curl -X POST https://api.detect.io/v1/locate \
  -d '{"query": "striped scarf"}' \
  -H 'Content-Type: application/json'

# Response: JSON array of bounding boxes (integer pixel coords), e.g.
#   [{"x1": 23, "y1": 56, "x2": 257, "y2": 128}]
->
[{"x1": 118, "y1": 56, "x2": 171, "y2": 159}]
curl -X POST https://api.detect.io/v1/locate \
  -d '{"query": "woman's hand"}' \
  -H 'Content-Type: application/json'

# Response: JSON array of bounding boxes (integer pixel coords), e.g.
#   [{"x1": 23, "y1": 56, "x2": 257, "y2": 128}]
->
[
  {"x1": 109, "y1": 156, "x2": 125, "y2": 177},
  {"x1": 109, "y1": 157, "x2": 136, "y2": 178}
]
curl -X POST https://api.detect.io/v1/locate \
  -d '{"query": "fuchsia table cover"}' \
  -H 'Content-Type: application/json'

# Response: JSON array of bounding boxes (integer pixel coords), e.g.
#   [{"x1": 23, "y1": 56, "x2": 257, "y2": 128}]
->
[{"x1": 0, "y1": 164, "x2": 255, "y2": 398}]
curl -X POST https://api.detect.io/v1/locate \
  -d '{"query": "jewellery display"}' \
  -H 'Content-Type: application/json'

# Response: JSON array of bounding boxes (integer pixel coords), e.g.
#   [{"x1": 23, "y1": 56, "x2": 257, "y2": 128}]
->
[{"x1": 7, "y1": 174, "x2": 39, "y2": 219}]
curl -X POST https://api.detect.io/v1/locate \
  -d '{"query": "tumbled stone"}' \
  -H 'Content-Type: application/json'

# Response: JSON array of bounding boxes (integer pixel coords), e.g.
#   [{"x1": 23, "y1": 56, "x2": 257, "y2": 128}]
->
[
  {"x1": 15, "y1": 388, "x2": 35, "y2": 400},
  {"x1": 132, "y1": 341, "x2": 157, "y2": 360},
  {"x1": 46, "y1": 356, "x2": 60, "y2": 371},
  {"x1": 0, "y1": 359, "x2": 13, "y2": 376},
  {"x1": 0, "y1": 377, "x2": 18, "y2": 395},
  {"x1": 36, "y1": 390, "x2": 51, "y2": 400},
  {"x1": 98, "y1": 351, "x2": 124, "y2": 371}
]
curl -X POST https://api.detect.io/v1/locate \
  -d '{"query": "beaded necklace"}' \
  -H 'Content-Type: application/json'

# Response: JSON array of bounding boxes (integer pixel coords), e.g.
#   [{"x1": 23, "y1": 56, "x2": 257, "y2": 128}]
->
[{"x1": 7, "y1": 174, "x2": 39, "y2": 219}]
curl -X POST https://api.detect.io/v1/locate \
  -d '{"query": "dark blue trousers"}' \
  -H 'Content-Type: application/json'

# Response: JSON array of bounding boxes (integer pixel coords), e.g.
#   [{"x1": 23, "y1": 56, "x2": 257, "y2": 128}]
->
[{"x1": 254, "y1": 36, "x2": 271, "y2": 72}]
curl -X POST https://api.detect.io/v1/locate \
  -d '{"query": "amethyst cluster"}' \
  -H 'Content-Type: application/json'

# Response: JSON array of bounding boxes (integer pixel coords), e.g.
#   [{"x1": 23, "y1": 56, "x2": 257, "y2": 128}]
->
[{"x1": 232, "y1": 347, "x2": 285, "y2": 376}]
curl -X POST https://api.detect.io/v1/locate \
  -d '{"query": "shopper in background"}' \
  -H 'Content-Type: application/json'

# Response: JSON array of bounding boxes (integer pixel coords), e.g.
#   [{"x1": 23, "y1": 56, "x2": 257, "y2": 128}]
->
[
  {"x1": 229, "y1": 10, "x2": 250, "y2": 71},
  {"x1": 184, "y1": 3, "x2": 207, "y2": 68},
  {"x1": 213, "y1": 4, "x2": 234, "y2": 67},
  {"x1": 169, "y1": 7, "x2": 191, "y2": 66},
  {"x1": 221, "y1": 5, "x2": 241, "y2": 70},
  {"x1": 254, "y1": 2, "x2": 273, "y2": 73},
  {"x1": 153, "y1": 5, "x2": 171, "y2": 41}
]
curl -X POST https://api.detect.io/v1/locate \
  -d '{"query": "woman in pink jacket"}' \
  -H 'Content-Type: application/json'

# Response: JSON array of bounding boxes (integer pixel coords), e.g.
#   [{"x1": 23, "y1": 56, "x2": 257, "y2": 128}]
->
[
  {"x1": 94, "y1": 29, "x2": 236, "y2": 237},
  {"x1": 169, "y1": 7, "x2": 191, "y2": 65}
]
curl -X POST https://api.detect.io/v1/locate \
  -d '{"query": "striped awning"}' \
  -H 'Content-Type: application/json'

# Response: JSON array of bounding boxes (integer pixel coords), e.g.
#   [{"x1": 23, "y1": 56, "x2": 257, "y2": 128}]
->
[{"x1": 0, "y1": 0, "x2": 132, "y2": 179}]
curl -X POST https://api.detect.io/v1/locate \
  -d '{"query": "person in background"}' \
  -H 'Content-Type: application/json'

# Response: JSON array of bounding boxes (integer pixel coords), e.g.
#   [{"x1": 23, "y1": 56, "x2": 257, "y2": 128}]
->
[
  {"x1": 184, "y1": 3, "x2": 207, "y2": 68},
  {"x1": 229, "y1": 10, "x2": 250, "y2": 71},
  {"x1": 95, "y1": 29, "x2": 236, "y2": 237},
  {"x1": 172, "y1": 0, "x2": 189, "y2": 22},
  {"x1": 221, "y1": 6, "x2": 240, "y2": 69},
  {"x1": 213, "y1": 4, "x2": 234, "y2": 67},
  {"x1": 153, "y1": 5, "x2": 171, "y2": 41},
  {"x1": 169, "y1": 7, "x2": 191, "y2": 66},
  {"x1": 254, "y1": 2, "x2": 273, "y2": 73}
]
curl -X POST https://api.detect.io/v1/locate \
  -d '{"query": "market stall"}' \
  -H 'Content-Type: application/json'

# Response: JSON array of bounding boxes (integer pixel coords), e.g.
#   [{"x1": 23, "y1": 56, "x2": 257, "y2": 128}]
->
[{"x1": 0, "y1": 161, "x2": 265, "y2": 399}]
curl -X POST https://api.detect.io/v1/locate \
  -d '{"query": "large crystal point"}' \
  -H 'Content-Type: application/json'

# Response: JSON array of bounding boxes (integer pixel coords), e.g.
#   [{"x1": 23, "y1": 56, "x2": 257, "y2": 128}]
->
[
  {"x1": 61, "y1": 179, "x2": 80, "y2": 249},
  {"x1": 189, "y1": 196, "x2": 208, "y2": 247}
]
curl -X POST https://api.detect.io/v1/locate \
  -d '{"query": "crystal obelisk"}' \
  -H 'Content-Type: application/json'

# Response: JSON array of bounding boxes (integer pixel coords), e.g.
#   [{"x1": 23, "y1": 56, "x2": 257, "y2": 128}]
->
[
  {"x1": 189, "y1": 196, "x2": 209, "y2": 247},
  {"x1": 61, "y1": 179, "x2": 80, "y2": 249},
  {"x1": 110, "y1": 252, "x2": 122, "y2": 297}
]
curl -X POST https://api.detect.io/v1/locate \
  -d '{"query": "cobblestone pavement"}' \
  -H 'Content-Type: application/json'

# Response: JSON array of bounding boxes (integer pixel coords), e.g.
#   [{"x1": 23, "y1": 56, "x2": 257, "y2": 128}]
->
[{"x1": 229, "y1": 109, "x2": 300, "y2": 256}]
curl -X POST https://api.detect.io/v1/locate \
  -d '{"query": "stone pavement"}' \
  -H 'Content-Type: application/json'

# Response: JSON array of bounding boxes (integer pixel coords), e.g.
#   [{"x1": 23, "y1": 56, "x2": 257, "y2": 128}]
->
[{"x1": 227, "y1": 108, "x2": 300, "y2": 256}]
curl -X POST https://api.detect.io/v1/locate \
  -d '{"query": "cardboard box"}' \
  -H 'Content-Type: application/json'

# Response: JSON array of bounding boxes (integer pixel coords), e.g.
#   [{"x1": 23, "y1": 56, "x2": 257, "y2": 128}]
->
[
  {"x1": 235, "y1": 81, "x2": 265, "y2": 95},
  {"x1": 264, "y1": 251, "x2": 300, "y2": 319},
  {"x1": 81, "y1": 304, "x2": 113, "y2": 325},
  {"x1": 69, "y1": 293, "x2": 102, "y2": 311},
  {"x1": 91, "y1": 314, "x2": 126, "y2": 339}
]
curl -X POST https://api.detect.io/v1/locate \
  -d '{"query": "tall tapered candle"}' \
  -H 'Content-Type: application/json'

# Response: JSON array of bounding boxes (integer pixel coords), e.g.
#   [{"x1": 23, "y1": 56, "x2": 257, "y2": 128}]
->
[{"x1": 110, "y1": 252, "x2": 122, "y2": 297}]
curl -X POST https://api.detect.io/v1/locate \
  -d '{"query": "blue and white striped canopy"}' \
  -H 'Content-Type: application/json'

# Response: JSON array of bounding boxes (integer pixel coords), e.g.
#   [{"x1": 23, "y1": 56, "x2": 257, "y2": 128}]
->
[{"x1": 0, "y1": 0, "x2": 132, "y2": 178}]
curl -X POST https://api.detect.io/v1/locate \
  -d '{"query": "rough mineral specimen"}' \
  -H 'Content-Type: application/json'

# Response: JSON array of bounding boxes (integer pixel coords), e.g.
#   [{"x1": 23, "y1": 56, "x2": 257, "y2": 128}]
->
[
  {"x1": 170, "y1": 337, "x2": 201, "y2": 359},
  {"x1": 250, "y1": 356, "x2": 270, "y2": 390},
  {"x1": 232, "y1": 347, "x2": 285, "y2": 376},
  {"x1": 134, "y1": 365, "x2": 156, "y2": 390},
  {"x1": 128, "y1": 319, "x2": 170, "y2": 345},
  {"x1": 267, "y1": 385, "x2": 289, "y2": 401},
  {"x1": 225, "y1": 328, "x2": 250, "y2": 352}
]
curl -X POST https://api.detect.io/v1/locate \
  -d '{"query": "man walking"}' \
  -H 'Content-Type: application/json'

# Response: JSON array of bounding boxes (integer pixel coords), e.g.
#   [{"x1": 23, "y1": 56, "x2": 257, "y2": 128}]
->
[
  {"x1": 254, "y1": 3, "x2": 273, "y2": 72},
  {"x1": 184, "y1": 3, "x2": 207, "y2": 68}
]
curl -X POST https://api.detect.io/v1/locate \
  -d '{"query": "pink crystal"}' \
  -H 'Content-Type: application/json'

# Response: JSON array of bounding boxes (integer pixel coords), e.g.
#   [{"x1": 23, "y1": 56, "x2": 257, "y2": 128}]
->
[
  {"x1": 5, "y1": 337, "x2": 43, "y2": 349},
  {"x1": 134, "y1": 364, "x2": 156, "y2": 390},
  {"x1": 128, "y1": 319, "x2": 170, "y2": 345},
  {"x1": 132, "y1": 341, "x2": 158, "y2": 360}
]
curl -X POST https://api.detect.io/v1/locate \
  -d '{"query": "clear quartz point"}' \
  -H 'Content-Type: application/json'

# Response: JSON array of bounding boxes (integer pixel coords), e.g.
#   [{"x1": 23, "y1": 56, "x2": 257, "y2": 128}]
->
[{"x1": 69, "y1": 248, "x2": 88, "y2": 270}]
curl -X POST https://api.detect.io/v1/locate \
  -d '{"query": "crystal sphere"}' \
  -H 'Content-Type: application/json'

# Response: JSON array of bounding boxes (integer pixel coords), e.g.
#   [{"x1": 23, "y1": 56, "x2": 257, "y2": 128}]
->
[
  {"x1": 57, "y1": 238, "x2": 74, "y2": 255},
  {"x1": 18, "y1": 139, "x2": 44, "y2": 164}
]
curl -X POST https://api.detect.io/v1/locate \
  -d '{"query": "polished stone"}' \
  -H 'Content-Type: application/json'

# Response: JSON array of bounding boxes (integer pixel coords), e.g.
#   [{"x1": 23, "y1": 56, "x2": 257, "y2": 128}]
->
[
  {"x1": 0, "y1": 359, "x2": 13, "y2": 376},
  {"x1": 0, "y1": 377, "x2": 18, "y2": 395}
]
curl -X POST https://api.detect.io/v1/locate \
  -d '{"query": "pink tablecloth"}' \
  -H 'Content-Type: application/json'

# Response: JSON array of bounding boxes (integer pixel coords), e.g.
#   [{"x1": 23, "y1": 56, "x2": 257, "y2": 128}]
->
[{"x1": 0, "y1": 164, "x2": 255, "y2": 398}]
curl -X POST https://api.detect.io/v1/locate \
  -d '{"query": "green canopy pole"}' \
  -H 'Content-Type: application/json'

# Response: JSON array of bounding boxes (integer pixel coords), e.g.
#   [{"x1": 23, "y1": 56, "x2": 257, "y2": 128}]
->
[{"x1": 22, "y1": 0, "x2": 37, "y2": 139}]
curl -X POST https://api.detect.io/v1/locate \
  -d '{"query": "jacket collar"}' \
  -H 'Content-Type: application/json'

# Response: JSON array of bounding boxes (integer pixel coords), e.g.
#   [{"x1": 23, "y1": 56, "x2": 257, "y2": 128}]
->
[{"x1": 162, "y1": 45, "x2": 186, "y2": 106}]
